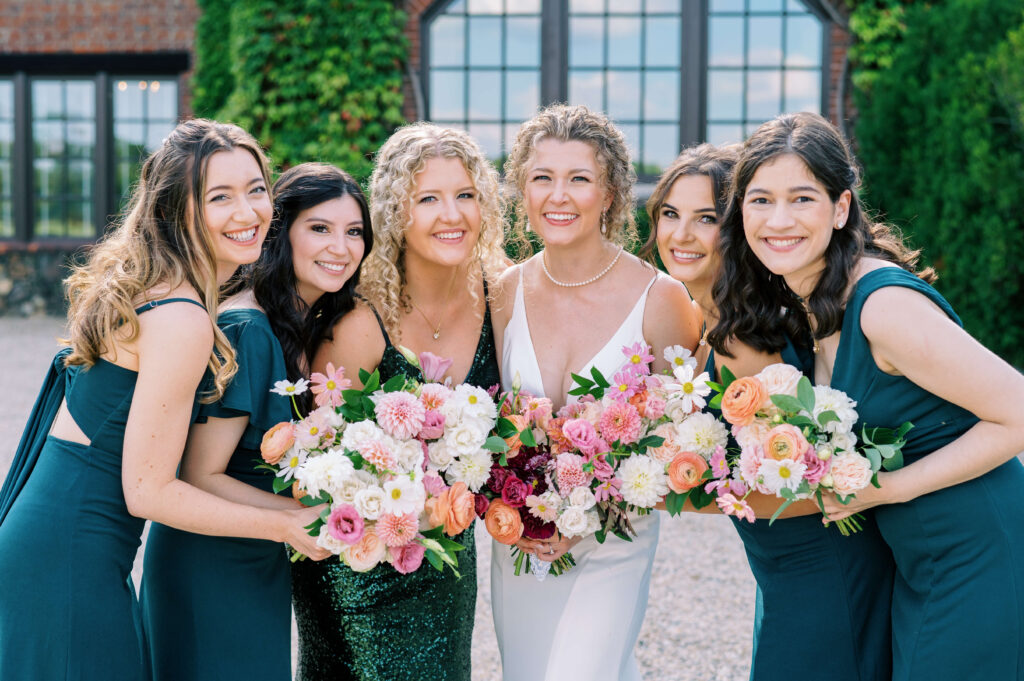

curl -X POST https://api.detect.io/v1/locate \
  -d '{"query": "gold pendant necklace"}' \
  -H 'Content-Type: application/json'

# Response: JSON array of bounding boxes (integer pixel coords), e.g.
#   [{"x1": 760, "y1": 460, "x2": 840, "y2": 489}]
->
[{"x1": 408, "y1": 270, "x2": 458, "y2": 341}]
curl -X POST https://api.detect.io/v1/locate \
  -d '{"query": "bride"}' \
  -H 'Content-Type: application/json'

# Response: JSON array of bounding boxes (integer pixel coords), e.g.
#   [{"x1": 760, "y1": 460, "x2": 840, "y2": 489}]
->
[{"x1": 490, "y1": 104, "x2": 701, "y2": 680}]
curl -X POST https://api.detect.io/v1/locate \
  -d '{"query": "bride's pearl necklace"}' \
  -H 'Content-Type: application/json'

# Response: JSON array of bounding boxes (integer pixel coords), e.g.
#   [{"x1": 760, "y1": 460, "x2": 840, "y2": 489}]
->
[{"x1": 541, "y1": 247, "x2": 623, "y2": 288}]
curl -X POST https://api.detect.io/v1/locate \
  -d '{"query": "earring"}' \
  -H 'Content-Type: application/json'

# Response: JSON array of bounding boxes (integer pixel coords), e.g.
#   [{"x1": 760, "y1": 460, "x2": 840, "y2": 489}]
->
[{"x1": 600, "y1": 211, "x2": 608, "y2": 235}]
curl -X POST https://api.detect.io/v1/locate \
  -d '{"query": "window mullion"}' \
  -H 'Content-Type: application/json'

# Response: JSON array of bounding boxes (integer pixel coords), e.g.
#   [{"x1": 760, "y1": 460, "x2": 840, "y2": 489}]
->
[
  {"x1": 540, "y1": 0, "x2": 567, "y2": 104},
  {"x1": 681, "y1": 0, "x2": 707, "y2": 146},
  {"x1": 13, "y1": 72, "x2": 31, "y2": 242},
  {"x1": 95, "y1": 71, "x2": 111, "y2": 235}
]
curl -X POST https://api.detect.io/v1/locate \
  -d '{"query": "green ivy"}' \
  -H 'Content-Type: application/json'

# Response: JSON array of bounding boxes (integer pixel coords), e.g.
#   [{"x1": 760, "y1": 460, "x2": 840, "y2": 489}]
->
[
  {"x1": 191, "y1": 0, "x2": 234, "y2": 117},
  {"x1": 204, "y1": 0, "x2": 408, "y2": 180},
  {"x1": 852, "y1": 0, "x2": 1024, "y2": 366}
]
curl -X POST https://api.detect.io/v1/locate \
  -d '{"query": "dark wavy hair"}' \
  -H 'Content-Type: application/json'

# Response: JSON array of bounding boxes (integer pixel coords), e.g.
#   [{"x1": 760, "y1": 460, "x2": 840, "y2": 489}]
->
[
  {"x1": 708, "y1": 112, "x2": 934, "y2": 355},
  {"x1": 248, "y1": 162, "x2": 372, "y2": 382},
  {"x1": 640, "y1": 143, "x2": 739, "y2": 264}
]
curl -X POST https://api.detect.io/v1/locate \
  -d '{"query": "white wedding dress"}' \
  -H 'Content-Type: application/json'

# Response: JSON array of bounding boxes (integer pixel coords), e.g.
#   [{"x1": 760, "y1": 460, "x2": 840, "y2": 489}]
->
[{"x1": 491, "y1": 265, "x2": 665, "y2": 681}]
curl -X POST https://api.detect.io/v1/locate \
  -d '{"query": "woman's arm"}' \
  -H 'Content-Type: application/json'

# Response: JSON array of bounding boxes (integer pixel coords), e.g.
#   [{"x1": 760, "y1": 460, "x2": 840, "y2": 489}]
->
[
  {"x1": 120, "y1": 302, "x2": 329, "y2": 558},
  {"x1": 643, "y1": 275, "x2": 702, "y2": 371},
  {"x1": 823, "y1": 285, "x2": 1024, "y2": 519},
  {"x1": 178, "y1": 416, "x2": 302, "y2": 511},
  {"x1": 313, "y1": 302, "x2": 386, "y2": 387}
]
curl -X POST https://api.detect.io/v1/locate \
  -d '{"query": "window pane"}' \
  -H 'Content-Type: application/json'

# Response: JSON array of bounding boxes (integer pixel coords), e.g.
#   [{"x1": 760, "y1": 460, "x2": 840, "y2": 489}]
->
[
  {"x1": 0, "y1": 200, "x2": 12, "y2": 238},
  {"x1": 431, "y1": 17, "x2": 466, "y2": 67},
  {"x1": 709, "y1": 17, "x2": 745, "y2": 67},
  {"x1": 34, "y1": 158, "x2": 60, "y2": 199},
  {"x1": 614, "y1": 0, "x2": 641, "y2": 12},
  {"x1": 116, "y1": 160, "x2": 137, "y2": 205},
  {"x1": 468, "y1": 70, "x2": 502, "y2": 120},
  {"x1": 786, "y1": 15, "x2": 822, "y2": 67},
  {"x1": 608, "y1": 17, "x2": 641, "y2": 67},
  {"x1": 645, "y1": 17, "x2": 680, "y2": 67},
  {"x1": 707, "y1": 123, "x2": 744, "y2": 146},
  {"x1": 67, "y1": 122, "x2": 95, "y2": 158},
  {"x1": 642, "y1": 123, "x2": 678, "y2": 173},
  {"x1": 505, "y1": 70, "x2": 539, "y2": 120},
  {"x1": 0, "y1": 160, "x2": 10, "y2": 196},
  {"x1": 506, "y1": 17, "x2": 540, "y2": 67},
  {"x1": 68, "y1": 160, "x2": 93, "y2": 197},
  {"x1": 468, "y1": 0, "x2": 502, "y2": 13},
  {"x1": 746, "y1": 69, "x2": 782, "y2": 119},
  {"x1": 707, "y1": 70, "x2": 743, "y2": 120},
  {"x1": 570, "y1": 17, "x2": 604, "y2": 67},
  {"x1": 115, "y1": 122, "x2": 145, "y2": 159},
  {"x1": 430, "y1": 71, "x2": 466, "y2": 120},
  {"x1": 748, "y1": 16, "x2": 783, "y2": 65},
  {"x1": 114, "y1": 80, "x2": 144, "y2": 119},
  {"x1": 148, "y1": 80, "x2": 177, "y2": 119},
  {"x1": 749, "y1": 0, "x2": 784, "y2": 10},
  {"x1": 646, "y1": 0, "x2": 681, "y2": 11},
  {"x1": 67, "y1": 200, "x2": 92, "y2": 238},
  {"x1": 644, "y1": 71, "x2": 679, "y2": 120},
  {"x1": 570, "y1": 0, "x2": 604, "y2": 11},
  {"x1": 34, "y1": 199, "x2": 61, "y2": 237},
  {"x1": 507, "y1": 0, "x2": 539, "y2": 13},
  {"x1": 33, "y1": 122, "x2": 64, "y2": 157},
  {"x1": 65, "y1": 82, "x2": 95, "y2": 119},
  {"x1": 784, "y1": 70, "x2": 820, "y2": 112},
  {"x1": 618, "y1": 123, "x2": 640, "y2": 166},
  {"x1": 710, "y1": 0, "x2": 744, "y2": 12},
  {"x1": 569, "y1": 69, "x2": 604, "y2": 112},
  {"x1": 787, "y1": 0, "x2": 808, "y2": 11},
  {"x1": 607, "y1": 70, "x2": 641, "y2": 120},
  {"x1": 0, "y1": 81, "x2": 12, "y2": 120},
  {"x1": 469, "y1": 16, "x2": 502, "y2": 67},
  {"x1": 32, "y1": 82, "x2": 63, "y2": 119}
]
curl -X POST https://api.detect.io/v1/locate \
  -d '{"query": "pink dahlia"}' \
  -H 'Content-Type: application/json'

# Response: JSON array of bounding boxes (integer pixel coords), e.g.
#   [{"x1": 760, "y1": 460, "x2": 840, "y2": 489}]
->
[
  {"x1": 555, "y1": 452, "x2": 589, "y2": 491},
  {"x1": 389, "y1": 541, "x2": 427, "y2": 574},
  {"x1": 310, "y1": 362, "x2": 351, "y2": 408},
  {"x1": 359, "y1": 440, "x2": 397, "y2": 472},
  {"x1": 375, "y1": 512, "x2": 419, "y2": 547},
  {"x1": 599, "y1": 401, "x2": 642, "y2": 445},
  {"x1": 375, "y1": 392, "x2": 426, "y2": 440},
  {"x1": 327, "y1": 503, "x2": 364, "y2": 544}
]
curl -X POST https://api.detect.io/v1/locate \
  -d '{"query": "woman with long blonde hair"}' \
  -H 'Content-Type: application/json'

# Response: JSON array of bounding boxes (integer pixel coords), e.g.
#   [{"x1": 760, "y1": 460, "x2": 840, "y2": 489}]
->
[
  {"x1": 0, "y1": 119, "x2": 325, "y2": 681},
  {"x1": 489, "y1": 104, "x2": 700, "y2": 681},
  {"x1": 290, "y1": 122, "x2": 507, "y2": 680}
]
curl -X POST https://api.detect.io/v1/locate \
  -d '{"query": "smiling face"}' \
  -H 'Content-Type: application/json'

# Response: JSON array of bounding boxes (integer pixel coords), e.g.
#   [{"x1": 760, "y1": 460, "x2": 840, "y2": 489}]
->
[
  {"x1": 742, "y1": 153, "x2": 851, "y2": 297},
  {"x1": 655, "y1": 174, "x2": 721, "y2": 290},
  {"x1": 201, "y1": 147, "x2": 272, "y2": 280},
  {"x1": 523, "y1": 138, "x2": 610, "y2": 248},
  {"x1": 289, "y1": 194, "x2": 367, "y2": 307},
  {"x1": 403, "y1": 156, "x2": 481, "y2": 269}
]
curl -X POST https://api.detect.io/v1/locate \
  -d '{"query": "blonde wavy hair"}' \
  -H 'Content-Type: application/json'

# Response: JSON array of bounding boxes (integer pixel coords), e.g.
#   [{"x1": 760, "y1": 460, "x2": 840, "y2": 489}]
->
[
  {"x1": 360, "y1": 122, "x2": 507, "y2": 342},
  {"x1": 63, "y1": 119, "x2": 273, "y2": 401},
  {"x1": 504, "y1": 104, "x2": 638, "y2": 252}
]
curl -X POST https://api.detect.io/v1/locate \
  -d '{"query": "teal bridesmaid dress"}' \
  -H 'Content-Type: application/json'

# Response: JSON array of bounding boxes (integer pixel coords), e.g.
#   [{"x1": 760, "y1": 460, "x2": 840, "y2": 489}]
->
[
  {"x1": 0, "y1": 298, "x2": 205, "y2": 681},
  {"x1": 831, "y1": 267, "x2": 1024, "y2": 680},
  {"x1": 140, "y1": 308, "x2": 293, "y2": 681},
  {"x1": 289, "y1": 301, "x2": 499, "y2": 681},
  {"x1": 707, "y1": 338, "x2": 895, "y2": 681}
]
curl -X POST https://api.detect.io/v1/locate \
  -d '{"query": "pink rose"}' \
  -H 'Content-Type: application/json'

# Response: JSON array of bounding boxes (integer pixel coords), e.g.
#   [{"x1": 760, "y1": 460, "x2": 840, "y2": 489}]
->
[
  {"x1": 828, "y1": 453, "x2": 873, "y2": 496},
  {"x1": 648, "y1": 423, "x2": 684, "y2": 463},
  {"x1": 389, "y1": 541, "x2": 427, "y2": 574},
  {"x1": 754, "y1": 363, "x2": 803, "y2": 407},
  {"x1": 643, "y1": 394, "x2": 666, "y2": 420},
  {"x1": 327, "y1": 504, "x2": 365, "y2": 545},
  {"x1": 501, "y1": 476, "x2": 530, "y2": 508},
  {"x1": 418, "y1": 351, "x2": 454, "y2": 383},
  {"x1": 260, "y1": 422, "x2": 295, "y2": 464},
  {"x1": 802, "y1": 446, "x2": 831, "y2": 486},
  {"x1": 343, "y1": 527, "x2": 387, "y2": 572},
  {"x1": 562, "y1": 418, "x2": 600, "y2": 456},
  {"x1": 417, "y1": 409, "x2": 446, "y2": 440},
  {"x1": 422, "y1": 472, "x2": 448, "y2": 497}
]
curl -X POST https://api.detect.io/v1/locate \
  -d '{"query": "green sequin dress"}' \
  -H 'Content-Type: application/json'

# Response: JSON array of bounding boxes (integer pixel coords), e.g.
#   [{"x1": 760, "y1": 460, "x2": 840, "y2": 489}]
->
[{"x1": 290, "y1": 299, "x2": 500, "y2": 681}]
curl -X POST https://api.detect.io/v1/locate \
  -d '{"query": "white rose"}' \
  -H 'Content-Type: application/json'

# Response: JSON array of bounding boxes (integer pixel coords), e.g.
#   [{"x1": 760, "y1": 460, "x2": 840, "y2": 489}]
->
[
  {"x1": 555, "y1": 506, "x2": 590, "y2": 538},
  {"x1": 392, "y1": 439, "x2": 425, "y2": 474},
  {"x1": 315, "y1": 526, "x2": 347, "y2": 555},
  {"x1": 812, "y1": 386, "x2": 858, "y2": 434},
  {"x1": 754, "y1": 363, "x2": 803, "y2": 406},
  {"x1": 830, "y1": 430, "x2": 858, "y2": 454},
  {"x1": 332, "y1": 469, "x2": 375, "y2": 504},
  {"x1": 427, "y1": 440, "x2": 455, "y2": 470},
  {"x1": 353, "y1": 486, "x2": 386, "y2": 520},
  {"x1": 444, "y1": 419, "x2": 488, "y2": 457},
  {"x1": 568, "y1": 486, "x2": 597, "y2": 510},
  {"x1": 583, "y1": 509, "x2": 601, "y2": 535},
  {"x1": 340, "y1": 421, "x2": 385, "y2": 452}
]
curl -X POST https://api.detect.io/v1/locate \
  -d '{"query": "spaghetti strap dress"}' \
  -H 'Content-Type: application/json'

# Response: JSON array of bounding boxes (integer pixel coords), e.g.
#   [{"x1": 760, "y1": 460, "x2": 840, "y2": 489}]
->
[
  {"x1": 832, "y1": 266, "x2": 1024, "y2": 680},
  {"x1": 140, "y1": 308, "x2": 293, "y2": 680},
  {"x1": 289, "y1": 297, "x2": 499, "y2": 681},
  {"x1": 0, "y1": 297, "x2": 206, "y2": 681},
  {"x1": 706, "y1": 339, "x2": 895, "y2": 681}
]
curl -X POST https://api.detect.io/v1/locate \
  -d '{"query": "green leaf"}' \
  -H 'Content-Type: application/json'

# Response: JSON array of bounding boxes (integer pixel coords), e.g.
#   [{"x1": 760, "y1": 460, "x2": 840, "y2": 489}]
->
[
  {"x1": 706, "y1": 380, "x2": 722, "y2": 392},
  {"x1": 817, "y1": 410, "x2": 839, "y2": 427},
  {"x1": 519, "y1": 427, "x2": 537, "y2": 448},
  {"x1": 341, "y1": 389, "x2": 363, "y2": 406},
  {"x1": 863, "y1": 446, "x2": 882, "y2": 472},
  {"x1": 688, "y1": 485, "x2": 716, "y2": 510},
  {"x1": 709, "y1": 393, "x2": 723, "y2": 410},
  {"x1": 594, "y1": 528, "x2": 607, "y2": 544},
  {"x1": 720, "y1": 365, "x2": 737, "y2": 387},
  {"x1": 567, "y1": 386, "x2": 592, "y2": 397},
  {"x1": 358, "y1": 368, "x2": 371, "y2": 385},
  {"x1": 382, "y1": 374, "x2": 406, "y2": 392},
  {"x1": 340, "y1": 404, "x2": 363, "y2": 421},
  {"x1": 637, "y1": 435, "x2": 665, "y2": 449},
  {"x1": 591, "y1": 366, "x2": 611, "y2": 388},
  {"x1": 361, "y1": 396, "x2": 376, "y2": 414},
  {"x1": 665, "y1": 491, "x2": 686, "y2": 516},
  {"x1": 897, "y1": 421, "x2": 914, "y2": 439},
  {"x1": 768, "y1": 497, "x2": 794, "y2": 525},
  {"x1": 882, "y1": 448, "x2": 904, "y2": 471},
  {"x1": 786, "y1": 415, "x2": 817, "y2": 429},
  {"x1": 570, "y1": 373, "x2": 594, "y2": 389},
  {"x1": 425, "y1": 549, "x2": 444, "y2": 572},
  {"x1": 495, "y1": 417, "x2": 519, "y2": 438},
  {"x1": 770, "y1": 394, "x2": 804, "y2": 414},
  {"x1": 483, "y1": 435, "x2": 509, "y2": 453},
  {"x1": 300, "y1": 491, "x2": 331, "y2": 507},
  {"x1": 797, "y1": 376, "x2": 816, "y2": 412},
  {"x1": 362, "y1": 370, "x2": 381, "y2": 394},
  {"x1": 272, "y1": 475, "x2": 292, "y2": 494}
]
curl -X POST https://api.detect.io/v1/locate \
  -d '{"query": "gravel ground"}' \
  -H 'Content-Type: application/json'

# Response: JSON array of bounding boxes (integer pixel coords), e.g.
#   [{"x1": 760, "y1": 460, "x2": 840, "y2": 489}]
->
[{"x1": 0, "y1": 315, "x2": 756, "y2": 680}]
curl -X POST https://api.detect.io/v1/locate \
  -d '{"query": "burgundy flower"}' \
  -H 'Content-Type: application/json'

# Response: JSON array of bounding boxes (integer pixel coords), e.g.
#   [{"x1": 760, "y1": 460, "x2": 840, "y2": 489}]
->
[
  {"x1": 522, "y1": 513, "x2": 557, "y2": 540},
  {"x1": 501, "y1": 476, "x2": 530, "y2": 508},
  {"x1": 488, "y1": 465, "x2": 510, "y2": 495},
  {"x1": 474, "y1": 493, "x2": 490, "y2": 519}
]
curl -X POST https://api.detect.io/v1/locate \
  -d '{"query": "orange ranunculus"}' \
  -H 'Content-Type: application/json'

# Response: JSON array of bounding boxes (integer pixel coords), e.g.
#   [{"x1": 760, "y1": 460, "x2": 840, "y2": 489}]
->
[
  {"x1": 763, "y1": 424, "x2": 809, "y2": 462},
  {"x1": 261, "y1": 421, "x2": 295, "y2": 464},
  {"x1": 429, "y1": 482, "x2": 476, "y2": 536},
  {"x1": 720, "y1": 377, "x2": 768, "y2": 426},
  {"x1": 503, "y1": 414, "x2": 529, "y2": 459},
  {"x1": 484, "y1": 499, "x2": 524, "y2": 545},
  {"x1": 668, "y1": 451, "x2": 709, "y2": 493},
  {"x1": 291, "y1": 481, "x2": 308, "y2": 500}
]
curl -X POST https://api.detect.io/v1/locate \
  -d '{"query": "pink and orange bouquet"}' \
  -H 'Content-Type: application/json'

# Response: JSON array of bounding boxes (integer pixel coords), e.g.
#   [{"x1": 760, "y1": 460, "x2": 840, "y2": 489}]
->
[
  {"x1": 706, "y1": 363, "x2": 911, "y2": 534},
  {"x1": 259, "y1": 351, "x2": 501, "y2": 574}
]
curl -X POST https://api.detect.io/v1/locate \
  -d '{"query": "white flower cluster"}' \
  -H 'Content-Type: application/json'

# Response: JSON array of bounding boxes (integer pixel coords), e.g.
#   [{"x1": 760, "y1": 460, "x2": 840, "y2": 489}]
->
[{"x1": 554, "y1": 486, "x2": 601, "y2": 538}]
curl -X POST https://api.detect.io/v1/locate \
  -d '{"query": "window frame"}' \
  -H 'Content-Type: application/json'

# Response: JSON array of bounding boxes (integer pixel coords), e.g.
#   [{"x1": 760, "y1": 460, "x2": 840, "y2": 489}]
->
[{"x1": 419, "y1": 0, "x2": 832, "y2": 181}]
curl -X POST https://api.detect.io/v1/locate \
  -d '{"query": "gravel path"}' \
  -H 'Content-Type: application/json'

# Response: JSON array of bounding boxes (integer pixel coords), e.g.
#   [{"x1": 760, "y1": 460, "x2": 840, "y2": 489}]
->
[{"x1": 0, "y1": 315, "x2": 756, "y2": 680}]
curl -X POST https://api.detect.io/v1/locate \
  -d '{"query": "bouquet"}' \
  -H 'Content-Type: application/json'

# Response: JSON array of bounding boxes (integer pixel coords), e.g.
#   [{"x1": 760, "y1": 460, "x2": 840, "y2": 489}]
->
[
  {"x1": 480, "y1": 343, "x2": 727, "y2": 578},
  {"x1": 704, "y1": 363, "x2": 912, "y2": 534},
  {"x1": 259, "y1": 350, "x2": 501, "y2": 574}
]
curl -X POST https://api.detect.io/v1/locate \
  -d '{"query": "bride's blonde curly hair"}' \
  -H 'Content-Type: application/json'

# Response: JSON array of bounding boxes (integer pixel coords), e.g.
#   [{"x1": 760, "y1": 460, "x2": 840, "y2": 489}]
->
[
  {"x1": 504, "y1": 104, "x2": 638, "y2": 252},
  {"x1": 63, "y1": 119, "x2": 273, "y2": 401},
  {"x1": 361, "y1": 122, "x2": 507, "y2": 342}
]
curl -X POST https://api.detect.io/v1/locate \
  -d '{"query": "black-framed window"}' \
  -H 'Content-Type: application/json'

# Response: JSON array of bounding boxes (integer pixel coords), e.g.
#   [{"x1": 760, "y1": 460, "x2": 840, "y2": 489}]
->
[
  {"x1": 113, "y1": 78, "x2": 179, "y2": 209},
  {"x1": 0, "y1": 79, "x2": 13, "y2": 239},
  {"x1": 421, "y1": 0, "x2": 828, "y2": 178}
]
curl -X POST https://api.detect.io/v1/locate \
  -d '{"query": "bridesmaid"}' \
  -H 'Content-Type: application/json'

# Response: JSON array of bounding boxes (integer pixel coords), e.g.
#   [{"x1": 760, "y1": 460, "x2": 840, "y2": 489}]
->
[
  {"x1": 646, "y1": 143, "x2": 895, "y2": 681},
  {"x1": 490, "y1": 104, "x2": 699, "y2": 681},
  {"x1": 140, "y1": 163, "x2": 368, "y2": 680},
  {"x1": 290, "y1": 123, "x2": 507, "y2": 681},
  {"x1": 712, "y1": 111, "x2": 1024, "y2": 680},
  {"x1": 0, "y1": 119, "x2": 324, "y2": 681}
]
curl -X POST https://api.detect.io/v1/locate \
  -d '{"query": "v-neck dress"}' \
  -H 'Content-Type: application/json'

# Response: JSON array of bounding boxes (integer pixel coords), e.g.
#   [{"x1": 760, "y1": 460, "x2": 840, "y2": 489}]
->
[
  {"x1": 831, "y1": 267, "x2": 1024, "y2": 680},
  {"x1": 289, "y1": 298, "x2": 499, "y2": 681},
  {"x1": 492, "y1": 264, "x2": 665, "y2": 681}
]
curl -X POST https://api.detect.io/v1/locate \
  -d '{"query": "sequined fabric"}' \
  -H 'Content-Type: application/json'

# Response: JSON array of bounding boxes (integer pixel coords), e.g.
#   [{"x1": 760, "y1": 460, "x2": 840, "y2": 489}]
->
[{"x1": 290, "y1": 299, "x2": 499, "y2": 681}]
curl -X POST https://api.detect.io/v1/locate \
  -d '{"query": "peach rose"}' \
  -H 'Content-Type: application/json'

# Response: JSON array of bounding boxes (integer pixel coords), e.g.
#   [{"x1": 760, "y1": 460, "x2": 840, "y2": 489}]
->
[
  {"x1": 648, "y1": 423, "x2": 684, "y2": 463},
  {"x1": 343, "y1": 527, "x2": 388, "y2": 572},
  {"x1": 720, "y1": 377, "x2": 768, "y2": 426},
  {"x1": 762, "y1": 424, "x2": 809, "y2": 462},
  {"x1": 291, "y1": 481, "x2": 308, "y2": 500},
  {"x1": 754, "y1": 363, "x2": 803, "y2": 407},
  {"x1": 429, "y1": 481, "x2": 476, "y2": 536},
  {"x1": 260, "y1": 422, "x2": 295, "y2": 464},
  {"x1": 484, "y1": 499, "x2": 524, "y2": 545},
  {"x1": 503, "y1": 414, "x2": 529, "y2": 459},
  {"x1": 667, "y1": 451, "x2": 709, "y2": 493},
  {"x1": 828, "y1": 453, "x2": 873, "y2": 496}
]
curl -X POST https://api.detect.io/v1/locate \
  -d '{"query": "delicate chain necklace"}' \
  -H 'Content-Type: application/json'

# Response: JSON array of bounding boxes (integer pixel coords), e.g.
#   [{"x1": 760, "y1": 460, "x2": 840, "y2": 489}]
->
[
  {"x1": 699, "y1": 321, "x2": 708, "y2": 347},
  {"x1": 541, "y1": 247, "x2": 623, "y2": 288},
  {"x1": 408, "y1": 270, "x2": 458, "y2": 340}
]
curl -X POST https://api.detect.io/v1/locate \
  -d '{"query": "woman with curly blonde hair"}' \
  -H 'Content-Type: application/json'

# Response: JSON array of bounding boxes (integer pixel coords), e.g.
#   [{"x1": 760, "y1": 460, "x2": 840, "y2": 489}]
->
[
  {"x1": 292, "y1": 122, "x2": 506, "y2": 681},
  {"x1": 0, "y1": 119, "x2": 326, "y2": 681},
  {"x1": 489, "y1": 104, "x2": 701, "y2": 681}
]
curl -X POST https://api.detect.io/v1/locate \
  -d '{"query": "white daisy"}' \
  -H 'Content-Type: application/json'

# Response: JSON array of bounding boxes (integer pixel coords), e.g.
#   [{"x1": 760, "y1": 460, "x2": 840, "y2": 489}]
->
[
  {"x1": 757, "y1": 457, "x2": 807, "y2": 495},
  {"x1": 270, "y1": 378, "x2": 310, "y2": 397},
  {"x1": 666, "y1": 364, "x2": 712, "y2": 412},
  {"x1": 663, "y1": 345, "x2": 698, "y2": 372},
  {"x1": 446, "y1": 384, "x2": 498, "y2": 422},
  {"x1": 381, "y1": 476, "x2": 426, "y2": 516},
  {"x1": 275, "y1": 448, "x2": 308, "y2": 481}
]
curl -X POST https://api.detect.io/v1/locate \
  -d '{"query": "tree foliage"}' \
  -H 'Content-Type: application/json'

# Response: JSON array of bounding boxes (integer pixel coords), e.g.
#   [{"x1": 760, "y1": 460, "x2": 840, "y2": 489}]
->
[
  {"x1": 194, "y1": 0, "x2": 408, "y2": 180},
  {"x1": 191, "y1": 0, "x2": 234, "y2": 117},
  {"x1": 851, "y1": 0, "x2": 1024, "y2": 366}
]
